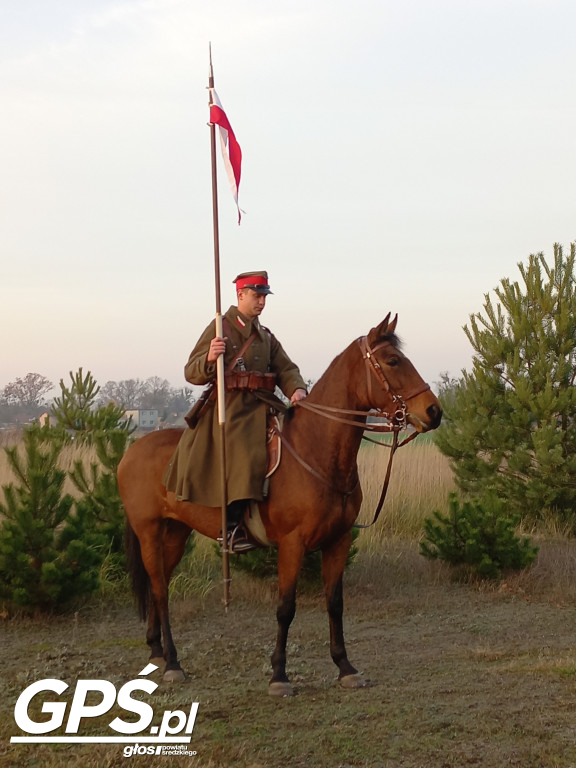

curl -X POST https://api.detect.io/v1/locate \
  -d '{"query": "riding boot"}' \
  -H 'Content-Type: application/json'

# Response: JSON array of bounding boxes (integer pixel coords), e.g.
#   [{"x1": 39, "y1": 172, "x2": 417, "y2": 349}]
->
[
  {"x1": 226, "y1": 499, "x2": 249, "y2": 528},
  {"x1": 219, "y1": 499, "x2": 256, "y2": 554}
]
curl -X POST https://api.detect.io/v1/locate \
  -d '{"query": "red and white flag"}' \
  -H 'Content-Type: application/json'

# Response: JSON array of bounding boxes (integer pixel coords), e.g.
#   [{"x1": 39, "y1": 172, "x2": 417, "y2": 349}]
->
[{"x1": 209, "y1": 88, "x2": 242, "y2": 224}]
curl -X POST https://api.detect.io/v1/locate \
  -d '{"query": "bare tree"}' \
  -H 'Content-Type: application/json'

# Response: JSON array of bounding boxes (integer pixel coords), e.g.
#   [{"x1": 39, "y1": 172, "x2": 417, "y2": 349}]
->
[
  {"x1": 2, "y1": 373, "x2": 53, "y2": 408},
  {"x1": 98, "y1": 379, "x2": 148, "y2": 409},
  {"x1": 97, "y1": 377, "x2": 194, "y2": 422},
  {"x1": 140, "y1": 377, "x2": 173, "y2": 410}
]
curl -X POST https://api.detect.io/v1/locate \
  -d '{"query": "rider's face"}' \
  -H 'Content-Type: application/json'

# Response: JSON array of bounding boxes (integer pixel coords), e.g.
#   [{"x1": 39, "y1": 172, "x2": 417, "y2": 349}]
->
[{"x1": 237, "y1": 288, "x2": 267, "y2": 318}]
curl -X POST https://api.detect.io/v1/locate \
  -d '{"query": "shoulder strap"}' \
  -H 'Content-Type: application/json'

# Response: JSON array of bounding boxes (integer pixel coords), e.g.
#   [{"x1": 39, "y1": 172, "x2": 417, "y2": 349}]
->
[{"x1": 222, "y1": 317, "x2": 258, "y2": 372}]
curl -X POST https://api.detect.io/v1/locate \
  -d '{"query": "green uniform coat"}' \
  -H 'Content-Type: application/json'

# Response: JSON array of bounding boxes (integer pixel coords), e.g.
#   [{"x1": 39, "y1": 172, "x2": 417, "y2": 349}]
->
[{"x1": 163, "y1": 305, "x2": 307, "y2": 506}]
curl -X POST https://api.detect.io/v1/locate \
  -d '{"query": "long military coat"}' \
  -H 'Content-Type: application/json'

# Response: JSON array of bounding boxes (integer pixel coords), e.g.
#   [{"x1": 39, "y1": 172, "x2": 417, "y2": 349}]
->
[{"x1": 163, "y1": 305, "x2": 307, "y2": 506}]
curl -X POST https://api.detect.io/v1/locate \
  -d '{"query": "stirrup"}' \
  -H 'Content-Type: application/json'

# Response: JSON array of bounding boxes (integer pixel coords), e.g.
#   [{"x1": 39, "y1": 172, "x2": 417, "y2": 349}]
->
[{"x1": 218, "y1": 524, "x2": 258, "y2": 554}]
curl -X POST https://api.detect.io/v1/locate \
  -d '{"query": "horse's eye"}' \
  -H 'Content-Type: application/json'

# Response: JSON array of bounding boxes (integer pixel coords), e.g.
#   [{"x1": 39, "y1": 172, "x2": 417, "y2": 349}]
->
[{"x1": 387, "y1": 357, "x2": 400, "y2": 367}]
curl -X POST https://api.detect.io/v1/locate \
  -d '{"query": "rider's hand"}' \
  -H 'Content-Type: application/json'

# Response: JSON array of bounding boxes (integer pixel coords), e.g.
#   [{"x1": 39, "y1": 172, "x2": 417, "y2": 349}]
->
[
  {"x1": 207, "y1": 336, "x2": 227, "y2": 363},
  {"x1": 290, "y1": 388, "x2": 307, "y2": 404}
]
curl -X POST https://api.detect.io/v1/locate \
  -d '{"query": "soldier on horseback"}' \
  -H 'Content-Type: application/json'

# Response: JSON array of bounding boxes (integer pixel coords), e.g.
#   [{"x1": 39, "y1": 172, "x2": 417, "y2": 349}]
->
[{"x1": 163, "y1": 270, "x2": 307, "y2": 552}]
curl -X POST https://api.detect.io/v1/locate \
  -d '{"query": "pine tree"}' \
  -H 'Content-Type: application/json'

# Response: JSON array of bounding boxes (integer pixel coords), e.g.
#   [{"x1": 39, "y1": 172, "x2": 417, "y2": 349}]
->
[
  {"x1": 68, "y1": 429, "x2": 131, "y2": 560},
  {"x1": 0, "y1": 425, "x2": 103, "y2": 612},
  {"x1": 436, "y1": 243, "x2": 576, "y2": 527},
  {"x1": 420, "y1": 493, "x2": 538, "y2": 579},
  {"x1": 51, "y1": 368, "x2": 135, "y2": 438},
  {"x1": 51, "y1": 368, "x2": 135, "y2": 571}
]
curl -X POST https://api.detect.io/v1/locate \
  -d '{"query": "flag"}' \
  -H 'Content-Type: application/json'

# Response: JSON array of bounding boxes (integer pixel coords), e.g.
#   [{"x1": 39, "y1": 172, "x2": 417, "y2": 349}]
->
[{"x1": 209, "y1": 88, "x2": 242, "y2": 224}]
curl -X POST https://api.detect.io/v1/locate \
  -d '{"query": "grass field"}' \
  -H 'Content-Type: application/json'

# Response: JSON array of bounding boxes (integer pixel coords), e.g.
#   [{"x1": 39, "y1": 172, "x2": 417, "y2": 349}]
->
[
  {"x1": 4, "y1": 540, "x2": 576, "y2": 768},
  {"x1": 3, "y1": 430, "x2": 576, "y2": 767}
]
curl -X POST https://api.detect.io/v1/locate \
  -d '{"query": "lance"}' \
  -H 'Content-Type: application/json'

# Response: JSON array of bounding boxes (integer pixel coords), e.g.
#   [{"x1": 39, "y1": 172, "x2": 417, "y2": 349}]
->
[{"x1": 207, "y1": 46, "x2": 231, "y2": 612}]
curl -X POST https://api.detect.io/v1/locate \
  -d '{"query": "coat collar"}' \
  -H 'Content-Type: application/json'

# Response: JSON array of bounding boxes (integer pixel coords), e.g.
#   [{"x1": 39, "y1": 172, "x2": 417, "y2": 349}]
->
[{"x1": 225, "y1": 306, "x2": 264, "y2": 339}]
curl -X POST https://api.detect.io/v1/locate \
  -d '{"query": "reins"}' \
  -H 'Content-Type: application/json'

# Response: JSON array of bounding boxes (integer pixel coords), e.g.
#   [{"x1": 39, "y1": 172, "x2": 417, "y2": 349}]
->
[
  {"x1": 273, "y1": 426, "x2": 360, "y2": 503},
  {"x1": 353, "y1": 429, "x2": 419, "y2": 528},
  {"x1": 275, "y1": 335, "x2": 430, "y2": 528}
]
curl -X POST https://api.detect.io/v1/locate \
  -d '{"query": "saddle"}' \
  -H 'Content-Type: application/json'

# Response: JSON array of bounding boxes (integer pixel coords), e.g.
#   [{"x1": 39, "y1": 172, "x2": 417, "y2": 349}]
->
[
  {"x1": 265, "y1": 413, "x2": 282, "y2": 480},
  {"x1": 235, "y1": 412, "x2": 282, "y2": 550}
]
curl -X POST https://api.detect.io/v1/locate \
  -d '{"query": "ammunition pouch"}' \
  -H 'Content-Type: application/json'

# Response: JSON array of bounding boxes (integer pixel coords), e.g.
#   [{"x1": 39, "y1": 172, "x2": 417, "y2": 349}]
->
[
  {"x1": 184, "y1": 324, "x2": 276, "y2": 429},
  {"x1": 184, "y1": 372, "x2": 277, "y2": 429},
  {"x1": 225, "y1": 371, "x2": 277, "y2": 392}
]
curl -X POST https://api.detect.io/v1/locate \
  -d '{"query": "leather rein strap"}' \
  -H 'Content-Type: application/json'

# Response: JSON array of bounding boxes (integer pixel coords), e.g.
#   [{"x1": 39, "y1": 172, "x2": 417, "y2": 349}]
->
[
  {"x1": 353, "y1": 429, "x2": 419, "y2": 529},
  {"x1": 275, "y1": 425, "x2": 360, "y2": 500},
  {"x1": 278, "y1": 335, "x2": 431, "y2": 528}
]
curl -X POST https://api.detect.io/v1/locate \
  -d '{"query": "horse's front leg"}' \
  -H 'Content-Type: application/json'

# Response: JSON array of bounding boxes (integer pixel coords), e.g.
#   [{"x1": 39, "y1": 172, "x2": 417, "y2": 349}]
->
[
  {"x1": 146, "y1": 602, "x2": 164, "y2": 663},
  {"x1": 322, "y1": 531, "x2": 366, "y2": 689},
  {"x1": 269, "y1": 534, "x2": 305, "y2": 697}
]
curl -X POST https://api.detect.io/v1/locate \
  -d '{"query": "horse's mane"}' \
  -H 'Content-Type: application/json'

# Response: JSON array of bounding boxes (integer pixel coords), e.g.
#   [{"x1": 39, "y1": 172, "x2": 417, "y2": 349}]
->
[
  {"x1": 382, "y1": 332, "x2": 403, "y2": 350},
  {"x1": 291, "y1": 330, "x2": 403, "y2": 412}
]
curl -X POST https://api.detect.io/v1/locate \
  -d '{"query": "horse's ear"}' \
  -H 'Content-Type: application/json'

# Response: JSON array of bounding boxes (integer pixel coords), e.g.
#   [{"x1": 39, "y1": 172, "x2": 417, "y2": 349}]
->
[{"x1": 368, "y1": 313, "x2": 398, "y2": 343}]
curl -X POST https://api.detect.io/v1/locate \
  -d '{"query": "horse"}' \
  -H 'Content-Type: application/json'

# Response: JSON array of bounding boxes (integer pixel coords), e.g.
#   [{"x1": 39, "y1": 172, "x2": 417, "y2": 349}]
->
[{"x1": 118, "y1": 314, "x2": 442, "y2": 696}]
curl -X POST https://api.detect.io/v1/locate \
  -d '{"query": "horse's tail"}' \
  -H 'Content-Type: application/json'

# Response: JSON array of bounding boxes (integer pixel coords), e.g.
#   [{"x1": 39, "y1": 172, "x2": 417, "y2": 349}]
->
[{"x1": 125, "y1": 521, "x2": 151, "y2": 621}]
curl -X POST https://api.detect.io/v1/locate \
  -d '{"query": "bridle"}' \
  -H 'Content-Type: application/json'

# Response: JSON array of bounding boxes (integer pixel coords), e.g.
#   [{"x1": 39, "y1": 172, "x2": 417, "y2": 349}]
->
[
  {"x1": 273, "y1": 335, "x2": 432, "y2": 528},
  {"x1": 292, "y1": 336, "x2": 430, "y2": 432},
  {"x1": 359, "y1": 335, "x2": 431, "y2": 429}
]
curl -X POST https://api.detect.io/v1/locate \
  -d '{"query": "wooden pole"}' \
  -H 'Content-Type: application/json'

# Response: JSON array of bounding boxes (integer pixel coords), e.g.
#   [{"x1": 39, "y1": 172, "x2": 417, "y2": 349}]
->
[{"x1": 208, "y1": 44, "x2": 231, "y2": 612}]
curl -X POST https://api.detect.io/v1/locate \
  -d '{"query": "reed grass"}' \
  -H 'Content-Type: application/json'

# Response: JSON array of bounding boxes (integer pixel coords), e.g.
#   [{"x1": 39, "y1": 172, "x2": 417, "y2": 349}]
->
[
  {"x1": 169, "y1": 535, "x2": 221, "y2": 600},
  {"x1": 0, "y1": 431, "x2": 455, "y2": 520},
  {"x1": 0, "y1": 432, "x2": 98, "y2": 500},
  {"x1": 4, "y1": 430, "x2": 576, "y2": 607},
  {"x1": 356, "y1": 438, "x2": 456, "y2": 550},
  {"x1": 0, "y1": 430, "x2": 456, "y2": 542}
]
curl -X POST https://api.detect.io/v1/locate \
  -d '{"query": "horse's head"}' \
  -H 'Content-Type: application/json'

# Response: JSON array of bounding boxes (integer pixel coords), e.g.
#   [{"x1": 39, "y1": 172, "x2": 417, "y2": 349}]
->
[{"x1": 360, "y1": 314, "x2": 442, "y2": 433}]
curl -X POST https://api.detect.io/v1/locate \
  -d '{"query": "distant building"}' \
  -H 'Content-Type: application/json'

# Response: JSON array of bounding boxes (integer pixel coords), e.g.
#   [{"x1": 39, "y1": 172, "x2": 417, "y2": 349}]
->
[{"x1": 124, "y1": 409, "x2": 159, "y2": 430}]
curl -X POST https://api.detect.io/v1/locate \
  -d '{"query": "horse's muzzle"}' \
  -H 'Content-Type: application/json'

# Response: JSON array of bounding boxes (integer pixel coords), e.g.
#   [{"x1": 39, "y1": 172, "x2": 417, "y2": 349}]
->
[{"x1": 426, "y1": 403, "x2": 442, "y2": 430}]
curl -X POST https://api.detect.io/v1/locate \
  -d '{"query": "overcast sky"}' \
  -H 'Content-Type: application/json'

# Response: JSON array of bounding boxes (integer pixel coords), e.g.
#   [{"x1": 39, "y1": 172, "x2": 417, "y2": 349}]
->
[{"x1": 2, "y1": 0, "x2": 575, "y2": 395}]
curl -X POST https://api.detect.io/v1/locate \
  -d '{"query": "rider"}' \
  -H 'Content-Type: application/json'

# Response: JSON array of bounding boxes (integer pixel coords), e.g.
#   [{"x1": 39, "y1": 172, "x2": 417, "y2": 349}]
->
[{"x1": 163, "y1": 270, "x2": 307, "y2": 552}]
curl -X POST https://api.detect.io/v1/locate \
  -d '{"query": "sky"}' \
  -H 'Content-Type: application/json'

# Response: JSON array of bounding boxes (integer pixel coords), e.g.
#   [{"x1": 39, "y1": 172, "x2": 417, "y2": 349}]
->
[{"x1": 1, "y1": 0, "x2": 575, "y2": 396}]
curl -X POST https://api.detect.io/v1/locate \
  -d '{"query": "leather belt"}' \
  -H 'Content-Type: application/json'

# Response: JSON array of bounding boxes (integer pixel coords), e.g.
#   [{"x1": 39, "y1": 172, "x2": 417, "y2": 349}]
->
[{"x1": 225, "y1": 371, "x2": 277, "y2": 392}]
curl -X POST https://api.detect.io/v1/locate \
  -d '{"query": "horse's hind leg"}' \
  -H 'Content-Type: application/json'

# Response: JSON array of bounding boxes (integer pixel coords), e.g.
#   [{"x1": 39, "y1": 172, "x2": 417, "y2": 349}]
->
[
  {"x1": 141, "y1": 519, "x2": 191, "y2": 682},
  {"x1": 269, "y1": 535, "x2": 305, "y2": 697},
  {"x1": 322, "y1": 532, "x2": 366, "y2": 689},
  {"x1": 146, "y1": 520, "x2": 192, "y2": 667}
]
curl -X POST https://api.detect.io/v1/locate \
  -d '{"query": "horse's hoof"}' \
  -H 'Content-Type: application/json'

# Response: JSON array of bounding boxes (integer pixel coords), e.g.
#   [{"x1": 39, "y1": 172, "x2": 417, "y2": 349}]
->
[
  {"x1": 163, "y1": 668, "x2": 186, "y2": 683},
  {"x1": 339, "y1": 673, "x2": 366, "y2": 689},
  {"x1": 268, "y1": 681, "x2": 295, "y2": 697}
]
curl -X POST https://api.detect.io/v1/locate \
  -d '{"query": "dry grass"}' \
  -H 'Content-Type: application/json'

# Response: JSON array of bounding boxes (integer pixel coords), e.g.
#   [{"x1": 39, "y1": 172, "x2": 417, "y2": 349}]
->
[
  {"x1": 356, "y1": 437, "x2": 456, "y2": 547},
  {"x1": 1, "y1": 428, "x2": 575, "y2": 607},
  {"x1": 493, "y1": 536, "x2": 576, "y2": 605},
  {"x1": 0, "y1": 428, "x2": 455, "y2": 522},
  {"x1": 0, "y1": 430, "x2": 20, "y2": 448},
  {"x1": 0, "y1": 432, "x2": 98, "y2": 499}
]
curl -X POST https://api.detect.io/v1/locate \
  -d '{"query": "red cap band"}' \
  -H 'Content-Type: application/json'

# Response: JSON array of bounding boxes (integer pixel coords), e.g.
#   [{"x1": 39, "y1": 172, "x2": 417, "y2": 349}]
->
[{"x1": 235, "y1": 275, "x2": 269, "y2": 291}]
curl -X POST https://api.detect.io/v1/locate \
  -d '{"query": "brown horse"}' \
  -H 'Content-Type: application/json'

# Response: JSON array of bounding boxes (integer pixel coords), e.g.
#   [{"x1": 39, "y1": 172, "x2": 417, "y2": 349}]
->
[{"x1": 118, "y1": 314, "x2": 442, "y2": 696}]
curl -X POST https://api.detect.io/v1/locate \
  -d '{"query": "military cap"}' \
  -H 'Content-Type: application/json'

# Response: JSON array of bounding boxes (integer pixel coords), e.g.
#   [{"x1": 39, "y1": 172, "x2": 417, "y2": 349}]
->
[{"x1": 233, "y1": 270, "x2": 273, "y2": 295}]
